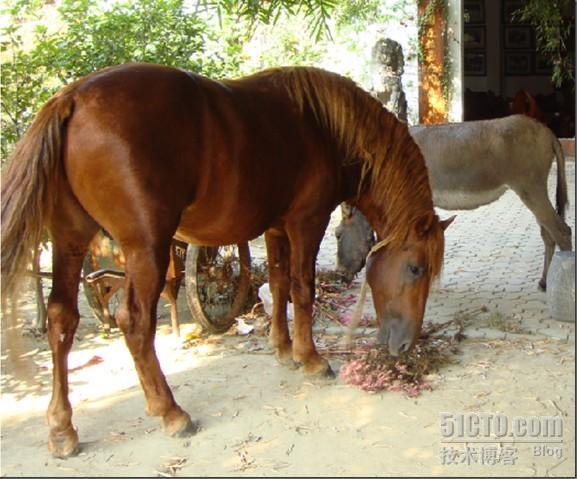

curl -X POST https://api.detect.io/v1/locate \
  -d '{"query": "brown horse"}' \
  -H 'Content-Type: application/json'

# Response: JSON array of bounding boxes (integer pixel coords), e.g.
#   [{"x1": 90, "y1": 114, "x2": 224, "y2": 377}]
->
[{"x1": 1, "y1": 63, "x2": 452, "y2": 457}]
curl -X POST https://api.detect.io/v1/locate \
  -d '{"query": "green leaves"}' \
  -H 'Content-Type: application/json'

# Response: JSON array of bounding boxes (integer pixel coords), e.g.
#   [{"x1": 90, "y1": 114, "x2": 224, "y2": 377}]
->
[
  {"x1": 0, "y1": 0, "x2": 355, "y2": 162},
  {"x1": 1, "y1": 1, "x2": 55, "y2": 160},
  {"x1": 193, "y1": 0, "x2": 337, "y2": 40},
  {"x1": 514, "y1": 0, "x2": 574, "y2": 88},
  {"x1": 0, "y1": 0, "x2": 239, "y2": 161},
  {"x1": 201, "y1": 0, "x2": 336, "y2": 38},
  {"x1": 52, "y1": 0, "x2": 212, "y2": 80}
]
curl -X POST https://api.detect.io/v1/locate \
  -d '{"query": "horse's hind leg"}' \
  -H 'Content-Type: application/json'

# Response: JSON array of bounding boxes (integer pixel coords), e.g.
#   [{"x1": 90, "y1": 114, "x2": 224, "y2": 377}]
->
[
  {"x1": 515, "y1": 186, "x2": 572, "y2": 289},
  {"x1": 47, "y1": 243, "x2": 87, "y2": 457},
  {"x1": 116, "y1": 242, "x2": 197, "y2": 436},
  {"x1": 46, "y1": 196, "x2": 99, "y2": 457},
  {"x1": 264, "y1": 230, "x2": 295, "y2": 367}
]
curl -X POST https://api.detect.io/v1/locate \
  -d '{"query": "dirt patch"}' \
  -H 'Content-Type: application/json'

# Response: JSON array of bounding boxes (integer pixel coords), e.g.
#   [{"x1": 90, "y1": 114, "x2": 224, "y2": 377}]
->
[{"x1": 1, "y1": 275, "x2": 574, "y2": 477}]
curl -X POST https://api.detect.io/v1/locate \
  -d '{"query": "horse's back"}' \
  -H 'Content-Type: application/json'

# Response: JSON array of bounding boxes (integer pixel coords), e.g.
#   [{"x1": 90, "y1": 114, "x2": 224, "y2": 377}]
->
[
  {"x1": 62, "y1": 64, "x2": 205, "y2": 241},
  {"x1": 62, "y1": 63, "x2": 337, "y2": 246}
]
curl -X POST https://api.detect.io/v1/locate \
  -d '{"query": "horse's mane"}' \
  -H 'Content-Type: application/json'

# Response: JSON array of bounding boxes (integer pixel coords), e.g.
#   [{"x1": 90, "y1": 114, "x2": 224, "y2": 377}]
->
[{"x1": 244, "y1": 66, "x2": 444, "y2": 277}]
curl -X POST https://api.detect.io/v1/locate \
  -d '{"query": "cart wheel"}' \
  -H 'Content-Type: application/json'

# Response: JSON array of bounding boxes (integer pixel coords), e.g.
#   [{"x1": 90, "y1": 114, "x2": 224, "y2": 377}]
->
[
  {"x1": 82, "y1": 252, "x2": 122, "y2": 330},
  {"x1": 185, "y1": 243, "x2": 251, "y2": 333}
]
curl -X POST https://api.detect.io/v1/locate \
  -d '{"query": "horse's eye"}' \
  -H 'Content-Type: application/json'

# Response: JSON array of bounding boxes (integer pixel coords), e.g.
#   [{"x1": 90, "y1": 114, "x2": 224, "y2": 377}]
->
[{"x1": 407, "y1": 264, "x2": 423, "y2": 278}]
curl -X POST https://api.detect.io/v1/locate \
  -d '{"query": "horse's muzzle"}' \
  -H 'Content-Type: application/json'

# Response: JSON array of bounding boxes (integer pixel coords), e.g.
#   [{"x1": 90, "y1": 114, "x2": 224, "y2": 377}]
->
[{"x1": 377, "y1": 316, "x2": 416, "y2": 357}]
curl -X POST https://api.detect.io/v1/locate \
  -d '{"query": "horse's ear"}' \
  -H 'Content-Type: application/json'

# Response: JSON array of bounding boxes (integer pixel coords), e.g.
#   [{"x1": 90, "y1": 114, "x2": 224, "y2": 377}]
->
[
  {"x1": 415, "y1": 215, "x2": 434, "y2": 238},
  {"x1": 440, "y1": 215, "x2": 456, "y2": 231}
]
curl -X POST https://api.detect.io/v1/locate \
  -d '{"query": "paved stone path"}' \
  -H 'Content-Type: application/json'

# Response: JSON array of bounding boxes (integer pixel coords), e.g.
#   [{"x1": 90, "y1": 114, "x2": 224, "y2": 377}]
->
[{"x1": 427, "y1": 161, "x2": 574, "y2": 338}]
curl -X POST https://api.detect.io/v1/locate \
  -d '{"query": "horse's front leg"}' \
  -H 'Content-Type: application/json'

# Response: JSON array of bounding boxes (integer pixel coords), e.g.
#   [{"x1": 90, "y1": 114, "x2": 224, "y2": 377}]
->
[
  {"x1": 264, "y1": 231, "x2": 295, "y2": 367},
  {"x1": 286, "y1": 219, "x2": 334, "y2": 378},
  {"x1": 117, "y1": 244, "x2": 197, "y2": 436}
]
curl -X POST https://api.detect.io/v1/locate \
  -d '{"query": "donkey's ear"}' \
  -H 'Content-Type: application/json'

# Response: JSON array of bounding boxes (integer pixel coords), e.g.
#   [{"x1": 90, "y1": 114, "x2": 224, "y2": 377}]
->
[{"x1": 440, "y1": 215, "x2": 456, "y2": 231}]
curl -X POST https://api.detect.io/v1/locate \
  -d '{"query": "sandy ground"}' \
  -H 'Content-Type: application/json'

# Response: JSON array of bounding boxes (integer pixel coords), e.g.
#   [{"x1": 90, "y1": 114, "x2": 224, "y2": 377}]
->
[{"x1": 1, "y1": 164, "x2": 575, "y2": 477}]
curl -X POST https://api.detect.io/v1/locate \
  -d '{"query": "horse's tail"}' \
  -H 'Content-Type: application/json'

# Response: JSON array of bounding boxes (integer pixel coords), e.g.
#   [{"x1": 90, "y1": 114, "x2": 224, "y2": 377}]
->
[
  {"x1": 1, "y1": 92, "x2": 75, "y2": 300},
  {"x1": 552, "y1": 135, "x2": 568, "y2": 220}
]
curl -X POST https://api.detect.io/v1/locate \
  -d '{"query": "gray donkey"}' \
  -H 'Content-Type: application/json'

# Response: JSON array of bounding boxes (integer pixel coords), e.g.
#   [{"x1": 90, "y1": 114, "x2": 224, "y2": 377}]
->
[{"x1": 336, "y1": 115, "x2": 572, "y2": 290}]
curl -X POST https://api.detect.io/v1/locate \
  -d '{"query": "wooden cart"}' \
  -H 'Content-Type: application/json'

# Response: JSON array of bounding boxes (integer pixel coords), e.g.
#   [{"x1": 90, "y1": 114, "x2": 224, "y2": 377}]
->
[{"x1": 82, "y1": 232, "x2": 252, "y2": 336}]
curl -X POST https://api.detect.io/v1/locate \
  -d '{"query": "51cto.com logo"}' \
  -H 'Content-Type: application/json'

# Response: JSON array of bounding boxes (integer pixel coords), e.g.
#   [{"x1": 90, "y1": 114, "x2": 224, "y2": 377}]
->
[{"x1": 438, "y1": 412, "x2": 564, "y2": 466}]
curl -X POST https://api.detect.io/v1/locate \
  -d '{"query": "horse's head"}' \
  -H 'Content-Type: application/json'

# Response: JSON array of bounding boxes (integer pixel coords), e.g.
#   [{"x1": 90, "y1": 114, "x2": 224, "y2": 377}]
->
[{"x1": 366, "y1": 215, "x2": 455, "y2": 356}]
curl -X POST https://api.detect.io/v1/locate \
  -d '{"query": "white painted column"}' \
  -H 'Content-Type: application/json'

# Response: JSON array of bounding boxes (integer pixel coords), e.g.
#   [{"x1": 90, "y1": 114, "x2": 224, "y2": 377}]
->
[{"x1": 446, "y1": 0, "x2": 463, "y2": 122}]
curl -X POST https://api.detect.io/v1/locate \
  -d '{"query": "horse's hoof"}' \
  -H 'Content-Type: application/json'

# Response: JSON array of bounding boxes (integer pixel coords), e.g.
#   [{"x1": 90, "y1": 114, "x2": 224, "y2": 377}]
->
[
  {"x1": 274, "y1": 345, "x2": 299, "y2": 369},
  {"x1": 538, "y1": 279, "x2": 547, "y2": 292},
  {"x1": 48, "y1": 427, "x2": 79, "y2": 458},
  {"x1": 276, "y1": 353, "x2": 300, "y2": 370},
  {"x1": 303, "y1": 361, "x2": 335, "y2": 380},
  {"x1": 171, "y1": 418, "x2": 200, "y2": 438},
  {"x1": 317, "y1": 364, "x2": 336, "y2": 380},
  {"x1": 163, "y1": 408, "x2": 200, "y2": 438}
]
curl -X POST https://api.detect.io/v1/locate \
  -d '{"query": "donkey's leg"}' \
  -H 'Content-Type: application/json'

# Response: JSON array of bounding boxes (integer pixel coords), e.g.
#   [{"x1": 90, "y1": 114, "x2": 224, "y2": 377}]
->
[
  {"x1": 286, "y1": 218, "x2": 333, "y2": 378},
  {"x1": 515, "y1": 187, "x2": 572, "y2": 289},
  {"x1": 116, "y1": 243, "x2": 197, "y2": 437},
  {"x1": 264, "y1": 230, "x2": 295, "y2": 367},
  {"x1": 46, "y1": 193, "x2": 99, "y2": 457},
  {"x1": 538, "y1": 227, "x2": 556, "y2": 291}
]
